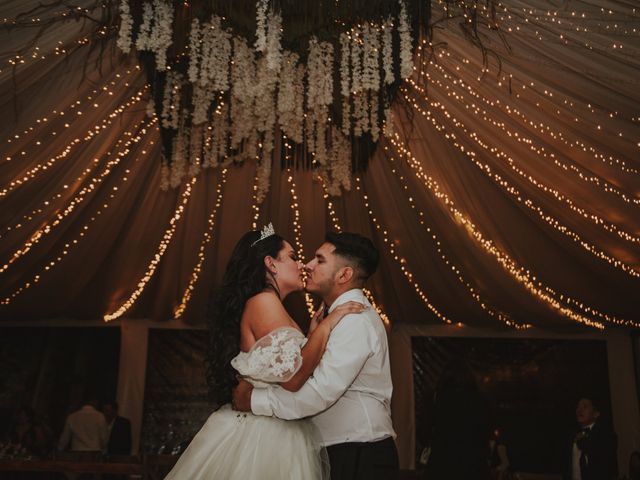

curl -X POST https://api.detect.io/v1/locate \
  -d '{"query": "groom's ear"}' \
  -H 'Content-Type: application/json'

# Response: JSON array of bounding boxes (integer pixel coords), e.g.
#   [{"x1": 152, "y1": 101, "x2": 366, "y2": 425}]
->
[{"x1": 336, "y1": 266, "x2": 354, "y2": 285}]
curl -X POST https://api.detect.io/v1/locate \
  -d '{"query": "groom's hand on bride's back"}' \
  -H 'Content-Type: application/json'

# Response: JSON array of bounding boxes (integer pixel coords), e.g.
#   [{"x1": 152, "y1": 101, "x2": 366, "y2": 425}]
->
[{"x1": 232, "y1": 378, "x2": 253, "y2": 411}]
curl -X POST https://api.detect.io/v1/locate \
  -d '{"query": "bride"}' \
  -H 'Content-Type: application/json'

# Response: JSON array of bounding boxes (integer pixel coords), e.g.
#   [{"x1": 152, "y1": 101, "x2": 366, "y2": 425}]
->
[{"x1": 165, "y1": 224, "x2": 365, "y2": 479}]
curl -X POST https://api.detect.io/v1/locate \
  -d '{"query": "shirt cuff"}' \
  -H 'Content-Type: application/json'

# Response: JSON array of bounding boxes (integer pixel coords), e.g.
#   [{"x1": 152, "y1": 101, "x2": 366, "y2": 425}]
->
[{"x1": 251, "y1": 387, "x2": 274, "y2": 417}]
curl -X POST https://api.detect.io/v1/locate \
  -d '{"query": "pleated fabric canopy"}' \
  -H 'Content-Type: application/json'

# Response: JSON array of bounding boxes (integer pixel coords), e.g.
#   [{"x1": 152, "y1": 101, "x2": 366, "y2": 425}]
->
[{"x1": 1, "y1": 0, "x2": 638, "y2": 331}]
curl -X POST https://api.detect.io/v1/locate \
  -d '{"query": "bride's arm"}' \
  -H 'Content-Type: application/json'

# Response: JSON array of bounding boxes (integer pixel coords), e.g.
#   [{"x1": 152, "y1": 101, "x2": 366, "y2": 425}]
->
[
  {"x1": 243, "y1": 293, "x2": 365, "y2": 392},
  {"x1": 280, "y1": 301, "x2": 365, "y2": 392}
]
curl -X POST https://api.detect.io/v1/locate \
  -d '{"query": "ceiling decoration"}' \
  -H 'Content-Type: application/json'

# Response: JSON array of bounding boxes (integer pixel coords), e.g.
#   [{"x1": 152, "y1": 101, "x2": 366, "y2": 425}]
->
[{"x1": 0, "y1": 0, "x2": 638, "y2": 330}]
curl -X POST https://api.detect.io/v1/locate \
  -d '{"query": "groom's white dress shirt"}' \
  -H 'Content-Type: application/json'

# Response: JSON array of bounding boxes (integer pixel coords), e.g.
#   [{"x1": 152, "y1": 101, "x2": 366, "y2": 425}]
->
[{"x1": 251, "y1": 288, "x2": 396, "y2": 446}]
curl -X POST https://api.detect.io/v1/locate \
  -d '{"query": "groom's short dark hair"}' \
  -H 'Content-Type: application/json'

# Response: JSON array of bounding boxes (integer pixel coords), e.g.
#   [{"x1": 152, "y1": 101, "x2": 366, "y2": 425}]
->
[{"x1": 326, "y1": 231, "x2": 379, "y2": 282}]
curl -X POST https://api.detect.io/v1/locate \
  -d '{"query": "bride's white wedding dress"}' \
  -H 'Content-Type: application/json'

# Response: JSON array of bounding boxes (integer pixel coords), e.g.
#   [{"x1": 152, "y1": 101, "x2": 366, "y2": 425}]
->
[{"x1": 165, "y1": 326, "x2": 329, "y2": 479}]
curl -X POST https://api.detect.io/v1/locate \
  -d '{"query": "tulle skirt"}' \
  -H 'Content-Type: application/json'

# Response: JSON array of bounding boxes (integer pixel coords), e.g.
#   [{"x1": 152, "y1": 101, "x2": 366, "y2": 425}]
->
[{"x1": 164, "y1": 404, "x2": 329, "y2": 479}]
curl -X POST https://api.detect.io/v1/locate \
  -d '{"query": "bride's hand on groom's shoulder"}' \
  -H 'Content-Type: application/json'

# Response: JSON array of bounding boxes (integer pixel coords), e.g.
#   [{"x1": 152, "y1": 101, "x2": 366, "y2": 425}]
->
[
  {"x1": 232, "y1": 378, "x2": 253, "y2": 412},
  {"x1": 308, "y1": 305, "x2": 325, "y2": 334},
  {"x1": 324, "y1": 301, "x2": 367, "y2": 331}
]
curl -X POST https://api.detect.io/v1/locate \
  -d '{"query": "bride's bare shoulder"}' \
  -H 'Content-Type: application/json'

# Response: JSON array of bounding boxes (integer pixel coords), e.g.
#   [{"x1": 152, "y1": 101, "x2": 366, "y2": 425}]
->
[{"x1": 241, "y1": 291, "x2": 292, "y2": 340}]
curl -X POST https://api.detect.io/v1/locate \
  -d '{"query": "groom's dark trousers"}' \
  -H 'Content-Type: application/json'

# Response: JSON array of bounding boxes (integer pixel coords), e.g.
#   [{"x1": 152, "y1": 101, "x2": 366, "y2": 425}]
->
[{"x1": 327, "y1": 436, "x2": 399, "y2": 480}]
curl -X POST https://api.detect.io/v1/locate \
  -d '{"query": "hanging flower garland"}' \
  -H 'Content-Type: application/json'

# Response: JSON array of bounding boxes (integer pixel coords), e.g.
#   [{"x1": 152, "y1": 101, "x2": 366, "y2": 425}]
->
[
  {"x1": 399, "y1": 0, "x2": 414, "y2": 79},
  {"x1": 117, "y1": 0, "x2": 133, "y2": 54},
  {"x1": 118, "y1": 0, "x2": 417, "y2": 199}
]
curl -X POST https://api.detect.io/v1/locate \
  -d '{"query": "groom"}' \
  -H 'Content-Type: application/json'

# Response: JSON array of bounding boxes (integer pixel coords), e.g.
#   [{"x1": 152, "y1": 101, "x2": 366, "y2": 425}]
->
[{"x1": 233, "y1": 231, "x2": 398, "y2": 479}]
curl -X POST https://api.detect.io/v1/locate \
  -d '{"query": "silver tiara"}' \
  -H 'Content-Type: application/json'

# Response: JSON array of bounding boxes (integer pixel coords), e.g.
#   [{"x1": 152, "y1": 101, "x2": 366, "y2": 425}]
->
[{"x1": 251, "y1": 222, "x2": 276, "y2": 247}]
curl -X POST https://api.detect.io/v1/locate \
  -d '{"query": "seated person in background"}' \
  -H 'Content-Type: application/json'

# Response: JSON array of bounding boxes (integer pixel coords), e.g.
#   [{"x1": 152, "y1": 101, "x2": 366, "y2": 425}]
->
[
  {"x1": 58, "y1": 395, "x2": 108, "y2": 453},
  {"x1": 7, "y1": 405, "x2": 53, "y2": 457},
  {"x1": 102, "y1": 400, "x2": 131, "y2": 455}
]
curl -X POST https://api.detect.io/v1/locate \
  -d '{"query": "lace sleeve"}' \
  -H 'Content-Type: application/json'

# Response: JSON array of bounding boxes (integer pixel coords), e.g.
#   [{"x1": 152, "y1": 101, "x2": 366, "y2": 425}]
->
[{"x1": 231, "y1": 327, "x2": 307, "y2": 384}]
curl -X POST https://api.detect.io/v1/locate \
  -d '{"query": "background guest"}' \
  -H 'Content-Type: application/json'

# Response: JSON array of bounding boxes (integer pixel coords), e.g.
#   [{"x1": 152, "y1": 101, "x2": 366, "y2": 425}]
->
[
  {"x1": 102, "y1": 400, "x2": 131, "y2": 456},
  {"x1": 565, "y1": 396, "x2": 617, "y2": 480},
  {"x1": 6, "y1": 405, "x2": 53, "y2": 458},
  {"x1": 57, "y1": 395, "x2": 108, "y2": 453}
]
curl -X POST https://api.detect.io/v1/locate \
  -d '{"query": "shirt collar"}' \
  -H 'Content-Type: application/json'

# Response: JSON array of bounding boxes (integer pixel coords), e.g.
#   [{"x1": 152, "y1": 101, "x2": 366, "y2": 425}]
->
[{"x1": 327, "y1": 288, "x2": 368, "y2": 314}]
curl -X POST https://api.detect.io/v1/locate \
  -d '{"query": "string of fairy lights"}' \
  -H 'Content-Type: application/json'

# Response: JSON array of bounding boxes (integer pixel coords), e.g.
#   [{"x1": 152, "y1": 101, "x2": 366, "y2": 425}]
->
[
  {"x1": 173, "y1": 168, "x2": 228, "y2": 320},
  {"x1": 386, "y1": 133, "x2": 639, "y2": 329},
  {"x1": 104, "y1": 175, "x2": 199, "y2": 322},
  {"x1": 426, "y1": 1, "x2": 640, "y2": 173},
  {"x1": 285, "y1": 168, "x2": 315, "y2": 318},
  {"x1": 1, "y1": 88, "x2": 146, "y2": 198},
  {"x1": 2, "y1": 118, "x2": 155, "y2": 305},
  {"x1": 4, "y1": 67, "x2": 140, "y2": 155},
  {"x1": 1, "y1": 3, "x2": 112, "y2": 76},
  {"x1": 251, "y1": 170, "x2": 262, "y2": 230},
  {"x1": 383, "y1": 148, "x2": 532, "y2": 329},
  {"x1": 412, "y1": 61, "x2": 640, "y2": 205},
  {"x1": 407, "y1": 76, "x2": 640, "y2": 246},
  {"x1": 1, "y1": 116, "x2": 146, "y2": 241},
  {"x1": 0, "y1": 92, "x2": 147, "y2": 275},
  {"x1": 401, "y1": 86, "x2": 640, "y2": 280}
]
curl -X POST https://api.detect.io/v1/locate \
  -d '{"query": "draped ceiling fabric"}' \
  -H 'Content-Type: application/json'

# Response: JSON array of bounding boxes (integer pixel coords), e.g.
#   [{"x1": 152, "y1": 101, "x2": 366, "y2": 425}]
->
[{"x1": 1, "y1": 0, "x2": 639, "y2": 332}]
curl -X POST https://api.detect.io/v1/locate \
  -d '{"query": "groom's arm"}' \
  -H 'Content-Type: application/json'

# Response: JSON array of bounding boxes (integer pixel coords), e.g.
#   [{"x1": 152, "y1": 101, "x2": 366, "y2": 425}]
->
[{"x1": 251, "y1": 315, "x2": 377, "y2": 419}]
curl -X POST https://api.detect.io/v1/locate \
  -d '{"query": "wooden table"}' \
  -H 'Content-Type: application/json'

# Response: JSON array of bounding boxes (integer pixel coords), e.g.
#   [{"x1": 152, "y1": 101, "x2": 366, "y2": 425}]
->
[{"x1": 0, "y1": 458, "x2": 143, "y2": 476}]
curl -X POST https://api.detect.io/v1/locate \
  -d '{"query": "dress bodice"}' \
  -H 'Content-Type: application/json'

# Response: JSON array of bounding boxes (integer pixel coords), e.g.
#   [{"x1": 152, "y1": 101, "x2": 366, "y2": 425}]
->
[{"x1": 230, "y1": 326, "x2": 307, "y2": 387}]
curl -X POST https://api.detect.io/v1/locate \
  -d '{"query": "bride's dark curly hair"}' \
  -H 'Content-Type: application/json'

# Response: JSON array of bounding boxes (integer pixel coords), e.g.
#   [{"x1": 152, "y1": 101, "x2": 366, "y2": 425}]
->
[{"x1": 206, "y1": 230, "x2": 285, "y2": 406}]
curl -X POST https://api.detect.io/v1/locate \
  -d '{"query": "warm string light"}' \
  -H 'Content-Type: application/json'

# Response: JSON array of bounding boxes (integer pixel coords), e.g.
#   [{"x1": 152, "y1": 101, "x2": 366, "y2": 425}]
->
[
  {"x1": 411, "y1": 60, "x2": 640, "y2": 204},
  {"x1": 1, "y1": 120, "x2": 155, "y2": 305},
  {"x1": 173, "y1": 168, "x2": 228, "y2": 319},
  {"x1": 5, "y1": 68, "x2": 141, "y2": 155},
  {"x1": 427, "y1": 2, "x2": 640, "y2": 175},
  {"x1": 104, "y1": 176, "x2": 199, "y2": 322},
  {"x1": 1, "y1": 4, "x2": 112, "y2": 74},
  {"x1": 355, "y1": 176, "x2": 454, "y2": 325},
  {"x1": 1, "y1": 89, "x2": 146, "y2": 198},
  {"x1": 387, "y1": 134, "x2": 639, "y2": 329},
  {"x1": 251, "y1": 170, "x2": 261, "y2": 229},
  {"x1": 1, "y1": 117, "x2": 147, "y2": 240},
  {"x1": 285, "y1": 169, "x2": 315, "y2": 319},
  {"x1": 0, "y1": 111, "x2": 151, "y2": 276},
  {"x1": 400, "y1": 87, "x2": 640, "y2": 280},
  {"x1": 406, "y1": 79, "x2": 640, "y2": 246},
  {"x1": 384, "y1": 152, "x2": 530, "y2": 329},
  {"x1": 495, "y1": 2, "x2": 640, "y2": 57}
]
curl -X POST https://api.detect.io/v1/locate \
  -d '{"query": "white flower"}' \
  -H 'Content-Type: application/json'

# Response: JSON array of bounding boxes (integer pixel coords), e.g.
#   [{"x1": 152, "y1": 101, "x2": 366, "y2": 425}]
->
[
  {"x1": 117, "y1": 0, "x2": 133, "y2": 53},
  {"x1": 278, "y1": 52, "x2": 303, "y2": 143},
  {"x1": 362, "y1": 23, "x2": 380, "y2": 91},
  {"x1": 161, "y1": 71, "x2": 183, "y2": 129},
  {"x1": 382, "y1": 16, "x2": 394, "y2": 85},
  {"x1": 160, "y1": 157, "x2": 170, "y2": 191},
  {"x1": 266, "y1": 10, "x2": 283, "y2": 72},
  {"x1": 350, "y1": 28, "x2": 363, "y2": 93},
  {"x1": 255, "y1": 151, "x2": 272, "y2": 202},
  {"x1": 170, "y1": 114, "x2": 189, "y2": 188},
  {"x1": 339, "y1": 32, "x2": 351, "y2": 97},
  {"x1": 188, "y1": 124, "x2": 204, "y2": 177},
  {"x1": 370, "y1": 91, "x2": 380, "y2": 141},
  {"x1": 192, "y1": 81, "x2": 214, "y2": 125},
  {"x1": 187, "y1": 18, "x2": 201, "y2": 84},
  {"x1": 152, "y1": 0, "x2": 174, "y2": 71},
  {"x1": 135, "y1": 2, "x2": 153, "y2": 51},
  {"x1": 146, "y1": 97, "x2": 156, "y2": 118},
  {"x1": 255, "y1": 0, "x2": 268, "y2": 52},
  {"x1": 398, "y1": 0, "x2": 414, "y2": 79},
  {"x1": 135, "y1": 1, "x2": 174, "y2": 71}
]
